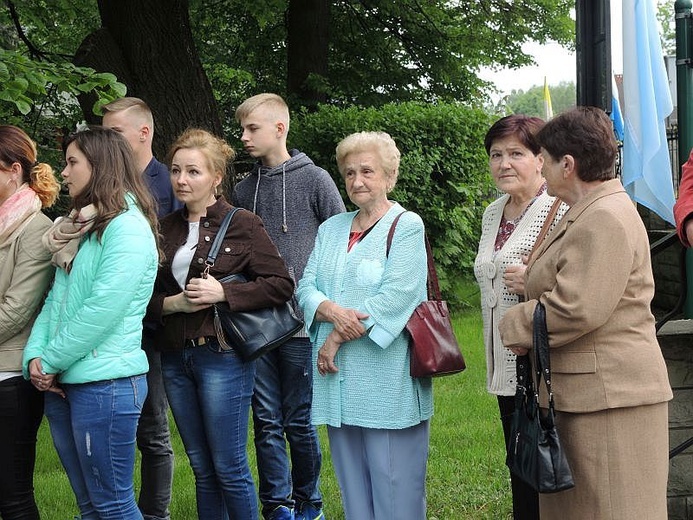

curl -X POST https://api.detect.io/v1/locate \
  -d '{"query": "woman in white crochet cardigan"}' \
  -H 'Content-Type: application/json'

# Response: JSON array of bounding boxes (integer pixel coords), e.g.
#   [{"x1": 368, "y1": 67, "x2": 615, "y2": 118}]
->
[{"x1": 474, "y1": 115, "x2": 566, "y2": 520}]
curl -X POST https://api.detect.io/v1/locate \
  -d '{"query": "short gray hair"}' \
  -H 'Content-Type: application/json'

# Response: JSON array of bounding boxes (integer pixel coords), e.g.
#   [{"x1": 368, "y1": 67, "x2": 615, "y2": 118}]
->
[{"x1": 335, "y1": 131, "x2": 400, "y2": 191}]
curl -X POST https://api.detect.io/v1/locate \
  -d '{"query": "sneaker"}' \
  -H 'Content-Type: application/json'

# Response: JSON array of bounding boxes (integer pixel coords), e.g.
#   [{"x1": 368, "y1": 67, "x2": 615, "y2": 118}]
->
[
  {"x1": 296, "y1": 503, "x2": 325, "y2": 520},
  {"x1": 268, "y1": 505, "x2": 295, "y2": 520}
]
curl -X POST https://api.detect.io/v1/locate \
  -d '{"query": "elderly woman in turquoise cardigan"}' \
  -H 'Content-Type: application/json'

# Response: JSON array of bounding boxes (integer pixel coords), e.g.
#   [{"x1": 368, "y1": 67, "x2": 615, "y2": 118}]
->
[{"x1": 297, "y1": 131, "x2": 432, "y2": 520}]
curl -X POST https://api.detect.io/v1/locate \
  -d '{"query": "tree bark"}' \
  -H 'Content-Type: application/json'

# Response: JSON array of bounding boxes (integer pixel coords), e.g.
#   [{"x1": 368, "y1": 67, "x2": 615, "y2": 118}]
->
[
  {"x1": 287, "y1": 0, "x2": 329, "y2": 108},
  {"x1": 74, "y1": 0, "x2": 222, "y2": 158}
]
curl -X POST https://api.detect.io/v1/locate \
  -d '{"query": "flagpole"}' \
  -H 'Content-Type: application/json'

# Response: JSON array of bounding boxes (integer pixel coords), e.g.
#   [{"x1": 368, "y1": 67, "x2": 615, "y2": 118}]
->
[
  {"x1": 675, "y1": 0, "x2": 693, "y2": 317},
  {"x1": 575, "y1": 0, "x2": 611, "y2": 109},
  {"x1": 676, "y1": 0, "x2": 693, "y2": 172}
]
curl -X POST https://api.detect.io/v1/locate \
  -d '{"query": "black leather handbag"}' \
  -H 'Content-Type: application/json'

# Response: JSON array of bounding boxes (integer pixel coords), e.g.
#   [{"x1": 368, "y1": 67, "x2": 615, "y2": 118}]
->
[
  {"x1": 206, "y1": 208, "x2": 304, "y2": 361},
  {"x1": 506, "y1": 302, "x2": 575, "y2": 493}
]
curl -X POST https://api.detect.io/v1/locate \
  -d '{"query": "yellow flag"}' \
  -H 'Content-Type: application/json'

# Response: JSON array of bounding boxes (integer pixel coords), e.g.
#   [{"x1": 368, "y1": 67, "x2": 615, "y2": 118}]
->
[{"x1": 543, "y1": 76, "x2": 553, "y2": 120}]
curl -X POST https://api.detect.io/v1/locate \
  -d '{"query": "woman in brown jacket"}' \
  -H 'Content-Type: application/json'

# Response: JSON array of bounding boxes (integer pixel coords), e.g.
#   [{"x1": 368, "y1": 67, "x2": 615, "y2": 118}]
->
[
  {"x1": 147, "y1": 128, "x2": 293, "y2": 520},
  {"x1": 499, "y1": 107, "x2": 672, "y2": 519}
]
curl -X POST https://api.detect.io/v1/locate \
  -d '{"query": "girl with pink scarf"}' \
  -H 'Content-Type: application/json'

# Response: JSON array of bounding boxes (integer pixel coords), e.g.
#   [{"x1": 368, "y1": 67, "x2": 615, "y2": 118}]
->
[{"x1": 0, "y1": 125, "x2": 60, "y2": 519}]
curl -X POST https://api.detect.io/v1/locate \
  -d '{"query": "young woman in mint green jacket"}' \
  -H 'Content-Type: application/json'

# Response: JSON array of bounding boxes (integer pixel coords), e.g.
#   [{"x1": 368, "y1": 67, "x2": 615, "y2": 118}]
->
[{"x1": 22, "y1": 127, "x2": 159, "y2": 520}]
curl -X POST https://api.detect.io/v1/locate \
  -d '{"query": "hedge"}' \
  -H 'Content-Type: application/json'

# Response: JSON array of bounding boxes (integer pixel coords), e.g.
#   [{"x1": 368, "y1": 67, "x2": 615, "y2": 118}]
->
[{"x1": 246, "y1": 102, "x2": 497, "y2": 307}]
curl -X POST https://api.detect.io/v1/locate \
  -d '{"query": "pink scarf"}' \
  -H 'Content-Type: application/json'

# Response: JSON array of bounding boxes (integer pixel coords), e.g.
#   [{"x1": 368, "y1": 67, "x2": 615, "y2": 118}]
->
[
  {"x1": 0, "y1": 184, "x2": 42, "y2": 248},
  {"x1": 42, "y1": 205, "x2": 98, "y2": 273}
]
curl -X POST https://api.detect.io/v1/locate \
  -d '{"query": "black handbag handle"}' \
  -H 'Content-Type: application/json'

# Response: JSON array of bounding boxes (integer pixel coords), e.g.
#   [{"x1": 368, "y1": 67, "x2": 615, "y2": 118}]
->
[
  {"x1": 515, "y1": 354, "x2": 534, "y2": 395},
  {"x1": 203, "y1": 207, "x2": 241, "y2": 278},
  {"x1": 515, "y1": 302, "x2": 554, "y2": 409},
  {"x1": 533, "y1": 302, "x2": 554, "y2": 405}
]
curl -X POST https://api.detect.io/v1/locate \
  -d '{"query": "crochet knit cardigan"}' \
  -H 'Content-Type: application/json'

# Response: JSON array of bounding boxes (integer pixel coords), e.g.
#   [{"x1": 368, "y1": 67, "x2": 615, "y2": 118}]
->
[{"x1": 474, "y1": 191, "x2": 567, "y2": 396}]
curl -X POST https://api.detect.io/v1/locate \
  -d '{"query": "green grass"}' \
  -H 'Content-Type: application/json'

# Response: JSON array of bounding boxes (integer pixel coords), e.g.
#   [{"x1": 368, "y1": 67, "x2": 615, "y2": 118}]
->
[{"x1": 33, "y1": 298, "x2": 512, "y2": 519}]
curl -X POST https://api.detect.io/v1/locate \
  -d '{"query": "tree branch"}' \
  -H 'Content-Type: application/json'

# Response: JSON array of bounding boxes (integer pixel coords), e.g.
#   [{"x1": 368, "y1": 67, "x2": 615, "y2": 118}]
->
[
  {"x1": 358, "y1": 1, "x2": 426, "y2": 70},
  {"x1": 3, "y1": 0, "x2": 47, "y2": 59}
]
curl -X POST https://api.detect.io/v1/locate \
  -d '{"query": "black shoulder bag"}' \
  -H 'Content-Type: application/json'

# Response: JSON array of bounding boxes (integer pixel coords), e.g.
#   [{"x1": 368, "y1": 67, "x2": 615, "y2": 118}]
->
[
  {"x1": 206, "y1": 208, "x2": 304, "y2": 361},
  {"x1": 506, "y1": 302, "x2": 575, "y2": 493}
]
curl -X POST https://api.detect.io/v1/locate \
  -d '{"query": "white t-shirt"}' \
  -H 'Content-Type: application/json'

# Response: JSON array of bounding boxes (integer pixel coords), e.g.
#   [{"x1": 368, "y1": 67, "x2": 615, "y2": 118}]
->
[{"x1": 172, "y1": 222, "x2": 200, "y2": 290}]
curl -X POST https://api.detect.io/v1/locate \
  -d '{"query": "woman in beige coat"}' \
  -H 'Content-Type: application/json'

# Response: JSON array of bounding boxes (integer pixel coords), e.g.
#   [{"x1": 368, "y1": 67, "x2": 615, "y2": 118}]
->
[
  {"x1": 0, "y1": 125, "x2": 60, "y2": 518},
  {"x1": 499, "y1": 107, "x2": 672, "y2": 520}
]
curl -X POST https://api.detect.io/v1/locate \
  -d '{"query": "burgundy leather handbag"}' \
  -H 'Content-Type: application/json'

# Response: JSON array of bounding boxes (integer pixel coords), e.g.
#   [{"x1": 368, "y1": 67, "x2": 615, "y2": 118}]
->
[{"x1": 387, "y1": 212, "x2": 466, "y2": 378}]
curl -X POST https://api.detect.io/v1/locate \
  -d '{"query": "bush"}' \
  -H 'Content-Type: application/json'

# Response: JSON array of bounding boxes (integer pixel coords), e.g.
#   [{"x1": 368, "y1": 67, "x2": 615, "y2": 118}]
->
[{"x1": 266, "y1": 102, "x2": 495, "y2": 307}]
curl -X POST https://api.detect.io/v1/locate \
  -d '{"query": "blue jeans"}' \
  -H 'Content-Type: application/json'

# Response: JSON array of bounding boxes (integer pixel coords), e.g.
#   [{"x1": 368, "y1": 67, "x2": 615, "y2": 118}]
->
[
  {"x1": 161, "y1": 340, "x2": 258, "y2": 520},
  {"x1": 137, "y1": 339, "x2": 173, "y2": 520},
  {"x1": 252, "y1": 337, "x2": 322, "y2": 517},
  {"x1": 0, "y1": 376, "x2": 43, "y2": 520},
  {"x1": 44, "y1": 375, "x2": 147, "y2": 520}
]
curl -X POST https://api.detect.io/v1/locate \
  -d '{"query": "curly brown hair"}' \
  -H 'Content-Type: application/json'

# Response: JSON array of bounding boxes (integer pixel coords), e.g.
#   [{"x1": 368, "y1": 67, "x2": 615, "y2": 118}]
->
[{"x1": 536, "y1": 107, "x2": 617, "y2": 182}]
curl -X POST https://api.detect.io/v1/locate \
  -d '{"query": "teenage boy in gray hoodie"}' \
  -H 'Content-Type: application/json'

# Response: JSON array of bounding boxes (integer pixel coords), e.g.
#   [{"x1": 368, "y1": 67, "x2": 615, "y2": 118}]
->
[{"x1": 233, "y1": 93, "x2": 345, "y2": 520}]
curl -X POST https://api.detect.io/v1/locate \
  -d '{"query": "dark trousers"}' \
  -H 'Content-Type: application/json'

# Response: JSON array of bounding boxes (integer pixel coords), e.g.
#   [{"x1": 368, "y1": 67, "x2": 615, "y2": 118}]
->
[
  {"x1": 0, "y1": 376, "x2": 43, "y2": 520},
  {"x1": 498, "y1": 395, "x2": 540, "y2": 520},
  {"x1": 137, "y1": 340, "x2": 174, "y2": 520}
]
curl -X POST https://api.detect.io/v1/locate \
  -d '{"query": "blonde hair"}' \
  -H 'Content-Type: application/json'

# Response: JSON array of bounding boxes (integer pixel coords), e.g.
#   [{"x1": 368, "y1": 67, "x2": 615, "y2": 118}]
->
[
  {"x1": 235, "y1": 93, "x2": 290, "y2": 130},
  {"x1": 31, "y1": 164, "x2": 60, "y2": 208},
  {"x1": 335, "y1": 131, "x2": 401, "y2": 191},
  {"x1": 167, "y1": 128, "x2": 236, "y2": 195},
  {"x1": 0, "y1": 125, "x2": 60, "y2": 208},
  {"x1": 102, "y1": 97, "x2": 154, "y2": 132}
]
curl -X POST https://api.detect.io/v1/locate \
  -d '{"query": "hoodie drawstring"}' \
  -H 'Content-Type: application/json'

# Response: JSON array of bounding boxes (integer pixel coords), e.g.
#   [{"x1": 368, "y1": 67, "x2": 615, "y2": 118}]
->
[{"x1": 252, "y1": 163, "x2": 288, "y2": 233}]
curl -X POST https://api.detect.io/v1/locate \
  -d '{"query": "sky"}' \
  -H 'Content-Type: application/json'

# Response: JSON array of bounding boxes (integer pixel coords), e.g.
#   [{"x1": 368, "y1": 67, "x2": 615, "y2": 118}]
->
[{"x1": 479, "y1": 0, "x2": 624, "y2": 97}]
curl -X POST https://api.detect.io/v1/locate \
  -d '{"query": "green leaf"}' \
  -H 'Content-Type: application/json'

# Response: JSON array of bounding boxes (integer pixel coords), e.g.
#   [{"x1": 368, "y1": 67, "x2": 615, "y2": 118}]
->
[
  {"x1": 15, "y1": 98, "x2": 32, "y2": 115},
  {"x1": 76, "y1": 81, "x2": 98, "y2": 92}
]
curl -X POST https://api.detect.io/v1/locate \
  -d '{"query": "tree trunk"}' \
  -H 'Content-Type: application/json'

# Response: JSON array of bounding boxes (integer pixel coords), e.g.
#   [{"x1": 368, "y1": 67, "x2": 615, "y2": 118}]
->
[
  {"x1": 74, "y1": 0, "x2": 222, "y2": 158},
  {"x1": 287, "y1": 0, "x2": 329, "y2": 108}
]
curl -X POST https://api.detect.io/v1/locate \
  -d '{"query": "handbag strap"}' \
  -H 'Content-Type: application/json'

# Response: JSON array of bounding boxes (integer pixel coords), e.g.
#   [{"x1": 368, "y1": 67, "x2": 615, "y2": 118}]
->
[
  {"x1": 532, "y1": 302, "x2": 554, "y2": 405},
  {"x1": 387, "y1": 211, "x2": 441, "y2": 301},
  {"x1": 204, "y1": 207, "x2": 241, "y2": 277},
  {"x1": 386, "y1": 211, "x2": 406, "y2": 256},
  {"x1": 515, "y1": 353, "x2": 535, "y2": 395},
  {"x1": 527, "y1": 197, "x2": 562, "y2": 264}
]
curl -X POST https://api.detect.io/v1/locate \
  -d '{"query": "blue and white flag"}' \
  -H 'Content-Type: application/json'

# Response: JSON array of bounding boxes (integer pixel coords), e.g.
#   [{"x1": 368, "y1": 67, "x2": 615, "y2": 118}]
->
[
  {"x1": 611, "y1": 74, "x2": 625, "y2": 142},
  {"x1": 622, "y1": 0, "x2": 675, "y2": 224}
]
